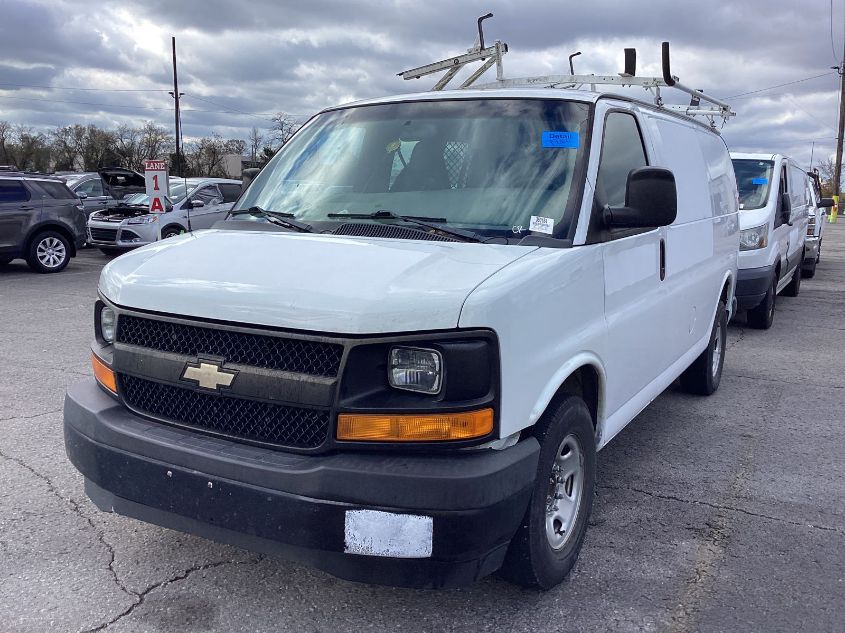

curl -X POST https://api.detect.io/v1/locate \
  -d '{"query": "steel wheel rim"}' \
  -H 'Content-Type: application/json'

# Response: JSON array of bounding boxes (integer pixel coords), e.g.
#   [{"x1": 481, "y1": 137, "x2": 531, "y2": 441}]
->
[
  {"x1": 711, "y1": 320, "x2": 723, "y2": 377},
  {"x1": 545, "y1": 434, "x2": 584, "y2": 550},
  {"x1": 36, "y1": 237, "x2": 66, "y2": 268}
]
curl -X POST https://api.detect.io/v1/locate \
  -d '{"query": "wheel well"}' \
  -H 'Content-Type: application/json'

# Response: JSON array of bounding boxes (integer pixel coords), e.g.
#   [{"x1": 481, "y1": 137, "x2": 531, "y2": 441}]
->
[
  {"x1": 548, "y1": 365, "x2": 600, "y2": 429},
  {"x1": 26, "y1": 224, "x2": 77, "y2": 257},
  {"x1": 720, "y1": 277, "x2": 731, "y2": 304}
]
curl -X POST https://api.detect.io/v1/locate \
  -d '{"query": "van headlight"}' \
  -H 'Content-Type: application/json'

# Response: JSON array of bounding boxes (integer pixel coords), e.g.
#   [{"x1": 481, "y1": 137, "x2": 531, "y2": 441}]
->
[
  {"x1": 127, "y1": 215, "x2": 159, "y2": 225},
  {"x1": 739, "y1": 223, "x2": 769, "y2": 251},
  {"x1": 100, "y1": 306, "x2": 116, "y2": 343},
  {"x1": 388, "y1": 347, "x2": 442, "y2": 394}
]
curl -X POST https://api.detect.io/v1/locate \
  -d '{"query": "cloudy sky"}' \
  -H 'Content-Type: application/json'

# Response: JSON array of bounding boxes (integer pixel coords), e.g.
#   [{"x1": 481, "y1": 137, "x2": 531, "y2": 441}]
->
[{"x1": 0, "y1": 0, "x2": 842, "y2": 167}]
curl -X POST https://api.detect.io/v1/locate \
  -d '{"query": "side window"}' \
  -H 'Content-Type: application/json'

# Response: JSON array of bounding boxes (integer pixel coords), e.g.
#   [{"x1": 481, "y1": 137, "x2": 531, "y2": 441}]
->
[
  {"x1": 594, "y1": 112, "x2": 648, "y2": 209},
  {"x1": 193, "y1": 186, "x2": 221, "y2": 205},
  {"x1": 775, "y1": 165, "x2": 788, "y2": 228},
  {"x1": 218, "y1": 183, "x2": 242, "y2": 203},
  {"x1": 0, "y1": 180, "x2": 30, "y2": 203},
  {"x1": 35, "y1": 181, "x2": 75, "y2": 200},
  {"x1": 76, "y1": 179, "x2": 104, "y2": 196}
]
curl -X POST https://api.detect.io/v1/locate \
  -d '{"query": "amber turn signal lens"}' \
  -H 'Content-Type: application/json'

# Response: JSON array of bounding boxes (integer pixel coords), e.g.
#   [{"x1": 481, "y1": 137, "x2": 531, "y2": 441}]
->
[
  {"x1": 91, "y1": 353, "x2": 117, "y2": 394},
  {"x1": 337, "y1": 408, "x2": 494, "y2": 442}
]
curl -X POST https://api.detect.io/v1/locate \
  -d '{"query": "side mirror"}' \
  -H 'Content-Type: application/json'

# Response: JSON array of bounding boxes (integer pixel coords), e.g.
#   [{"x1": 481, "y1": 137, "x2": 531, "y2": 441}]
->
[
  {"x1": 188, "y1": 199, "x2": 205, "y2": 209},
  {"x1": 780, "y1": 192, "x2": 792, "y2": 225},
  {"x1": 603, "y1": 167, "x2": 678, "y2": 229},
  {"x1": 76, "y1": 192, "x2": 88, "y2": 199},
  {"x1": 819, "y1": 197, "x2": 835, "y2": 208}
]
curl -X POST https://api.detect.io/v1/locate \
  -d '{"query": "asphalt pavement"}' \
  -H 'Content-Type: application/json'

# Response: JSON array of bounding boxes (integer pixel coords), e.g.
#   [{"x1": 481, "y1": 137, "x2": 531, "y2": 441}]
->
[{"x1": 1, "y1": 226, "x2": 844, "y2": 633}]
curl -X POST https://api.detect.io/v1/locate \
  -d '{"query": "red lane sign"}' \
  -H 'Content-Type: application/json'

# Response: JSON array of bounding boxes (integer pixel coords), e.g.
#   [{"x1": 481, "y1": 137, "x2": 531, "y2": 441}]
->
[{"x1": 143, "y1": 159, "x2": 169, "y2": 214}]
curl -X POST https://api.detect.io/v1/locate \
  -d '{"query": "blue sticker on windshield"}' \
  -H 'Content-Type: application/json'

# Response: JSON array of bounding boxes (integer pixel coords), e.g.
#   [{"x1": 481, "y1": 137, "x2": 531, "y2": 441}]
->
[
  {"x1": 542, "y1": 131, "x2": 579, "y2": 148},
  {"x1": 752, "y1": 177, "x2": 768, "y2": 185}
]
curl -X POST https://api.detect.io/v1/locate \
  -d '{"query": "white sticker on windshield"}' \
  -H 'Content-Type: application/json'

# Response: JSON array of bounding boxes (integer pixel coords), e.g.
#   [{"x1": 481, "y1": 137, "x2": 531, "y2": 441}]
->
[{"x1": 529, "y1": 215, "x2": 554, "y2": 235}]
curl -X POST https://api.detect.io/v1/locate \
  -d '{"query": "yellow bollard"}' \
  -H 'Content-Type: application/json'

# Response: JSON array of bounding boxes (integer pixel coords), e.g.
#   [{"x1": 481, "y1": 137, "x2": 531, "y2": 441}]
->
[{"x1": 832, "y1": 195, "x2": 839, "y2": 224}]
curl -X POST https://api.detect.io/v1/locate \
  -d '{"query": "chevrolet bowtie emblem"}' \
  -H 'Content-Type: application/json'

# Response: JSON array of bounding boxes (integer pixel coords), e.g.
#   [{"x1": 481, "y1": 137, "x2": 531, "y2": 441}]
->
[{"x1": 181, "y1": 361, "x2": 236, "y2": 391}]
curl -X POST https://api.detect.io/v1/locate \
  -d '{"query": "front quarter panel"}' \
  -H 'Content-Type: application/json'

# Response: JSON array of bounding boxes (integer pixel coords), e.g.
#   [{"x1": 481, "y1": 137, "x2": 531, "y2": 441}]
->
[{"x1": 459, "y1": 245, "x2": 607, "y2": 440}]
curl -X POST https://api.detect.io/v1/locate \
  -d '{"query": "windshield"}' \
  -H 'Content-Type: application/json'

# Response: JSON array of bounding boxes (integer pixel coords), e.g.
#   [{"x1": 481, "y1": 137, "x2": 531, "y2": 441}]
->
[
  {"x1": 732, "y1": 159, "x2": 774, "y2": 210},
  {"x1": 235, "y1": 99, "x2": 591, "y2": 240},
  {"x1": 127, "y1": 183, "x2": 189, "y2": 208}
]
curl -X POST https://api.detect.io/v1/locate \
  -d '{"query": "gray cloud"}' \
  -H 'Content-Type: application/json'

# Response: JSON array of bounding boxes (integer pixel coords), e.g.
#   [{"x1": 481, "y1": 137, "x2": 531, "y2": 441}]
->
[{"x1": 0, "y1": 0, "x2": 841, "y2": 167}]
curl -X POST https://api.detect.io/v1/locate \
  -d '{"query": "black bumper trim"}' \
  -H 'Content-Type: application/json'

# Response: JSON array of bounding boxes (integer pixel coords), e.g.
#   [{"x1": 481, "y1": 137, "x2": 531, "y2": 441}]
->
[
  {"x1": 64, "y1": 380, "x2": 539, "y2": 588},
  {"x1": 736, "y1": 264, "x2": 776, "y2": 311}
]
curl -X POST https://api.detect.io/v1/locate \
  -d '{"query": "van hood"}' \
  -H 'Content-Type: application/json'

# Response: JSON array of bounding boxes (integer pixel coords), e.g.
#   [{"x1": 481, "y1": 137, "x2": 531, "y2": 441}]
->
[{"x1": 99, "y1": 230, "x2": 536, "y2": 334}]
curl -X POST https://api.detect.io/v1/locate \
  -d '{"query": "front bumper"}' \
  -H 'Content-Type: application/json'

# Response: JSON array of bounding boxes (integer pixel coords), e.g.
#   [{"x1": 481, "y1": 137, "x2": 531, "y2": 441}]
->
[
  {"x1": 87, "y1": 222, "x2": 155, "y2": 249},
  {"x1": 735, "y1": 264, "x2": 776, "y2": 311},
  {"x1": 64, "y1": 380, "x2": 539, "y2": 588}
]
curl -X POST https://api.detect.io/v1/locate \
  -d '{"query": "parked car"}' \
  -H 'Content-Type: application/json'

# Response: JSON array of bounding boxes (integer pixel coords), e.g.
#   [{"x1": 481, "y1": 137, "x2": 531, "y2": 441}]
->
[
  {"x1": 65, "y1": 83, "x2": 739, "y2": 590},
  {"x1": 63, "y1": 172, "x2": 115, "y2": 216},
  {"x1": 0, "y1": 173, "x2": 86, "y2": 272},
  {"x1": 86, "y1": 178, "x2": 242, "y2": 254},
  {"x1": 730, "y1": 153, "x2": 810, "y2": 329},
  {"x1": 802, "y1": 171, "x2": 833, "y2": 278}
]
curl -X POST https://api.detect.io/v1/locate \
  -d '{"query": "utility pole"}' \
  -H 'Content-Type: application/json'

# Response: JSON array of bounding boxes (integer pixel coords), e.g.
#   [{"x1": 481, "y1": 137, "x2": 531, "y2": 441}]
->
[{"x1": 169, "y1": 36, "x2": 183, "y2": 177}]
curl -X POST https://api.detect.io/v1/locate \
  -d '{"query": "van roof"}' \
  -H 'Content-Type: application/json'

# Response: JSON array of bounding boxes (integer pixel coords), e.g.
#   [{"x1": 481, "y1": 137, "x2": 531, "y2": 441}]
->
[
  {"x1": 730, "y1": 152, "x2": 780, "y2": 161},
  {"x1": 326, "y1": 88, "x2": 718, "y2": 132}
]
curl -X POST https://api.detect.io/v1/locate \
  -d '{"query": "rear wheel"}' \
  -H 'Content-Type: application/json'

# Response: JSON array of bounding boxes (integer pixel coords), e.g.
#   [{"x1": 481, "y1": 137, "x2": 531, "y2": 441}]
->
[
  {"x1": 26, "y1": 231, "x2": 70, "y2": 273},
  {"x1": 783, "y1": 260, "x2": 802, "y2": 297},
  {"x1": 499, "y1": 395, "x2": 596, "y2": 589},
  {"x1": 802, "y1": 257, "x2": 817, "y2": 278},
  {"x1": 747, "y1": 274, "x2": 776, "y2": 330},
  {"x1": 680, "y1": 301, "x2": 727, "y2": 395}
]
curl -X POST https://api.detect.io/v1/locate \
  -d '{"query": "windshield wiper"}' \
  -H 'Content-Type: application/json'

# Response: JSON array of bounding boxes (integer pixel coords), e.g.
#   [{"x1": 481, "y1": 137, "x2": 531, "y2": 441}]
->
[
  {"x1": 229, "y1": 206, "x2": 313, "y2": 233},
  {"x1": 326, "y1": 209, "x2": 485, "y2": 243}
]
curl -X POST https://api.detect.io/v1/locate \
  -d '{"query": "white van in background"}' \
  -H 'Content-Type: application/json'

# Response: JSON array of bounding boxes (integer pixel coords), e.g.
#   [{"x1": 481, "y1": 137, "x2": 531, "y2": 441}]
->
[
  {"x1": 730, "y1": 153, "x2": 810, "y2": 329},
  {"x1": 803, "y1": 170, "x2": 834, "y2": 278}
]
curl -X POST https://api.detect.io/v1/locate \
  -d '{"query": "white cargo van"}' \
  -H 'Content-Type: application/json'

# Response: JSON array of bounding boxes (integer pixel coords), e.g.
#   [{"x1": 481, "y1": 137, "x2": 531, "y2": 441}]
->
[
  {"x1": 731, "y1": 153, "x2": 810, "y2": 328},
  {"x1": 65, "y1": 37, "x2": 739, "y2": 590},
  {"x1": 803, "y1": 170, "x2": 833, "y2": 278}
]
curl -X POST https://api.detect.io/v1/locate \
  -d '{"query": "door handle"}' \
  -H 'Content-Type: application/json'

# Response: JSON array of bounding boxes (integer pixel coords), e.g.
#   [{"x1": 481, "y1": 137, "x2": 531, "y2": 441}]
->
[
  {"x1": 659, "y1": 238, "x2": 666, "y2": 281},
  {"x1": 20, "y1": 205, "x2": 35, "y2": 210}
]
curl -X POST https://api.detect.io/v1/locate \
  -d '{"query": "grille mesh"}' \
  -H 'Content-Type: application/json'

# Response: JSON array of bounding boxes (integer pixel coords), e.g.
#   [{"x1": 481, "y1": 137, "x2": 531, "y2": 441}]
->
[
  {"x1": 89, "y1": 228, "x2": 118, "y2": 242},
  {"x1": 116, "y1": 315, "x2": 343, "y2": 377},
  {"x1": 334, "y1": 223, "x2": 457, "y2": 242},
  {"x1": 120, "y1": 374, "x2": 330, "y2": 449}
]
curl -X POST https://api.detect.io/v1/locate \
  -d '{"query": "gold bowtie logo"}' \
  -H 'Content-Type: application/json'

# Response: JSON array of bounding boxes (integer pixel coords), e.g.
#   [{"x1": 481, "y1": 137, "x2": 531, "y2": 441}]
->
[{"x1": 181, "y1": 361, "x2": 236, "y2": 391}]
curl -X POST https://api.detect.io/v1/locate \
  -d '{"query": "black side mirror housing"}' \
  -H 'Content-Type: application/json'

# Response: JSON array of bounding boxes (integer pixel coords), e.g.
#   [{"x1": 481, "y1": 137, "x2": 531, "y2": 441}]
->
[
  {"x1": 780, "y1": 192, "x2": 792, "y2": 225},
  {"x1": 819, "y1": 197, "x2": 835, "y2": 208},
  {"x1": 603, "y1": 167, "x2": 678, "y2": 229}
]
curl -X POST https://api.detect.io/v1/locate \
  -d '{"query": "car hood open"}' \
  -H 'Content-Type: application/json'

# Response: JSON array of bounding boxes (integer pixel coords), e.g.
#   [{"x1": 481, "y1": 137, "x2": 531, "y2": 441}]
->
[{"x1": 99, "y1": 229, "x2": 536, "y2": 334}]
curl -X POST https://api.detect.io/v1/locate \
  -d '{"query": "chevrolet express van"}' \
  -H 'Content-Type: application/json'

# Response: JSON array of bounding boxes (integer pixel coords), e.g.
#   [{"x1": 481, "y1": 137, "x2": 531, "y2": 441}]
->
[
  {"x1": 731, "y1": 153, "x2": 810, "y2": 328},
  {"x1": 65, "y1": 88, "x2": 739, "y2": 589}
]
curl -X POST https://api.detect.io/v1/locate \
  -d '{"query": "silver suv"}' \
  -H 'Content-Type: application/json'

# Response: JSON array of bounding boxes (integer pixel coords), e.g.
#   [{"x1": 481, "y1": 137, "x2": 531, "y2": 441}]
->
[
  {"x1": 86, "y1": 178, "x2": 242, "y2": 254},
  {"x1": 0, "y1": 174, "x2": 87, "y2": 273}
]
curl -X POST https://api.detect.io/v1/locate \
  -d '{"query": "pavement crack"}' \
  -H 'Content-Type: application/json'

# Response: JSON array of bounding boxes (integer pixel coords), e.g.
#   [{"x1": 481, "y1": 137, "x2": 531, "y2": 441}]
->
[
  {"x1": 0, "y1": 407, "x2": 62, "y2": 422},
  {"x1": 599, "y1": 484, "x2": 845, "y2": 538},
  {"x1": 83, "y1": 557, "x2": 262, "y2": 632},
  {"x1": 0, "y1": 448, "x2": 135, "y2": 600}
]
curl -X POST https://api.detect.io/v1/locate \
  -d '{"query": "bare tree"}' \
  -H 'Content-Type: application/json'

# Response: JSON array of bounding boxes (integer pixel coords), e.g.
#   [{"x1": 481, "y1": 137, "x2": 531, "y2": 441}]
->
[
  {"x1": 816, "y1": 157, "x2": 841, "y2": 194},
  {"x1": 114, "y1": 124, "x2": 141, "y2": 170},
  {"x1": 0, "y1": 120, "x2": 13, "y2": 165},
  {"x1": 8, "y1": 126, "x2": 50, "y2": 171},
  {"x1": 269, "y1": 112, "x2": 302, "y2": 148},
  {"x1": 139, "y1": 121, "x2": 175, "y2": 165},
  {"x1": 247, "y1": 126, "x2": 263, "y2": 162}
]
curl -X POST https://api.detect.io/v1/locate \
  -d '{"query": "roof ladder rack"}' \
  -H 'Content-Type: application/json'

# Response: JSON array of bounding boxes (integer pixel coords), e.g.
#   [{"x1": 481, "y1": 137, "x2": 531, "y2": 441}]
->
[
  {"x1": 400, "y1": 20, "x2": 735, "y2": 128},
  {"x1": 398, "y1": 13, "x2": 508, "y2": 91}
]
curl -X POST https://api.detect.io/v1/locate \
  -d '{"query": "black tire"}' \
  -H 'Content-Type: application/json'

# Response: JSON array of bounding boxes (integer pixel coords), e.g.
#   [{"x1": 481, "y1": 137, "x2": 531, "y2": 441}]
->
[
  {"x1": 161, "y1": 226, "x2": 183, "y2": 239},
  {"x1": 817, "y1": 240, "x2": 822, "y2": 263},
  {"x1": 499, "y1": 395, "x2": 596, "y2": 589},
  {"x1": 98, "y1": 247, "x2": 123, "y2": 257},
  {"x1": 747, "y1": 274, "x2": 776, "y2": 330},
  {"x1": 802, "y1": 257, "x2": 816, "y2": 279},
  {"x1": 0, "y1": 256, "x2": 13, "y2": 266},
  {"x1": 26, "y1": 231, "x2": 70, "y2": 273},
  {"x1": 782, "y1": 260, "x2": 801, "y2": 297},
  {"x1": 680, "y1": 301, "x2": 727, "y2": 395}
]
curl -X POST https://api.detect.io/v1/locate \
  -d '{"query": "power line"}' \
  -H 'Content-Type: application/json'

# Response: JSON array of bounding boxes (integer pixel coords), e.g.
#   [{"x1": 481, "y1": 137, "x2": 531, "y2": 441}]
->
[
  {"x1": 0, "y1": 82, "x2": 169, "y2": 92},
  {"x1": 182, "y1": 94, "x2": 273, "y2": 121},
  {"x1": 724, "y1": 72, "x2": 838, "y2": 99}
]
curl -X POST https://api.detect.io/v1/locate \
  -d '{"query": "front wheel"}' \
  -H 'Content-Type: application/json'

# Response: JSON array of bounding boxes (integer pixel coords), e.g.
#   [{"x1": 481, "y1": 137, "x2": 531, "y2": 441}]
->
[
  {"x1": 160, "y1": 226, "x2": 184, "y2": 239},
  {"x1": 747, "y1": 275, "x2": 776, "y2": 330},
  {"x1": 680, "y1": 301, "x2": 727, "y2": 395},
  {"x1": 802, "y1": 257, "x2": 817, "y2": 279},
  {"x1": 26, "y1": 231, "x2": 70, "y2": 273},
  {"x1": 499, "y1": 395, "x2": 596, "y2": 589}
]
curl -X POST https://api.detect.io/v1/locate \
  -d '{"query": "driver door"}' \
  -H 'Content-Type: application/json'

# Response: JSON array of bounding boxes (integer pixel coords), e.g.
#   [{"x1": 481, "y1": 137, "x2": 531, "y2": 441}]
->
[{"x1": 185, "y1": 185, "x2": 224, "y2": 229}]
